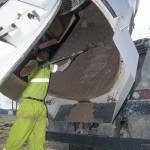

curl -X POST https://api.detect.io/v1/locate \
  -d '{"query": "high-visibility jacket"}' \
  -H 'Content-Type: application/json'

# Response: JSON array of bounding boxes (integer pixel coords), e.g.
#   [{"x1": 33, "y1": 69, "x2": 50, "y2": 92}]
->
[
  {"x1": 23, "y1": 60, "x2": 58, "y2": 99},
  {"x1": 4, "y1": 59, "x2": 58, "y2": 150}
]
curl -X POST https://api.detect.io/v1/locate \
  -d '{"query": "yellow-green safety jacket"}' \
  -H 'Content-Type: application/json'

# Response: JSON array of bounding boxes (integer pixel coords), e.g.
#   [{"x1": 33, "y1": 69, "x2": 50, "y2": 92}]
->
[{"x1": 23, "y1": 60, "x2": 58, "y2": 99}]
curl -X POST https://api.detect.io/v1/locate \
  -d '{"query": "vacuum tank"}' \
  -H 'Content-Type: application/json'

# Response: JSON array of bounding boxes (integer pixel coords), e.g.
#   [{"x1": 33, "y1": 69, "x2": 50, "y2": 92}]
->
[
  {"x1": 0, "y1": 0, "x2": 139, "y2": 121},
  {"x1": 45, "y1": 0, "x2": 139, "y2": 121}
]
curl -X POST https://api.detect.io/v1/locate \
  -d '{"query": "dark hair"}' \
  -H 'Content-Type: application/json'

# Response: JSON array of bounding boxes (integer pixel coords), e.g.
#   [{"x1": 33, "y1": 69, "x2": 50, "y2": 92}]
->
[{"x1": 38, "y1": 49, "x2": 47, "y2": 53}]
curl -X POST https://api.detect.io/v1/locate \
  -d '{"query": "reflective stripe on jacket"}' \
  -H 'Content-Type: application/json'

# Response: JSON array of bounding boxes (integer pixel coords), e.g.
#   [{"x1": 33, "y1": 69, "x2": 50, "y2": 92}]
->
[{"x1": 22, "y1": 60, "x2": 56, "y2": 99}]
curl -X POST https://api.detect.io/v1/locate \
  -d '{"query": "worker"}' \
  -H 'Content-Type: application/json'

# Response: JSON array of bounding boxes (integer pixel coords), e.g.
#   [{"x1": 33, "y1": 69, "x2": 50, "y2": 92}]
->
[{"x1": 4, "y1": 50, "x2": 77, "y2": 150}]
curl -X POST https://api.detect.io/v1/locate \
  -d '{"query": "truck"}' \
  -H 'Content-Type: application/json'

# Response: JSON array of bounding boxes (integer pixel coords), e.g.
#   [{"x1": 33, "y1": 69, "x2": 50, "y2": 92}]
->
[{"x1": 0, "y1": 0, "x2": 150, "y2": 149}]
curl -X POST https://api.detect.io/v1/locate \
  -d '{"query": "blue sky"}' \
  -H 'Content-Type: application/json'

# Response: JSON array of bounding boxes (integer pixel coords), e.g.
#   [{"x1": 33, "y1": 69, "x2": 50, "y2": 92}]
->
[{"x1": 0, "y1": 0, "x2": 150, "y2": 109}]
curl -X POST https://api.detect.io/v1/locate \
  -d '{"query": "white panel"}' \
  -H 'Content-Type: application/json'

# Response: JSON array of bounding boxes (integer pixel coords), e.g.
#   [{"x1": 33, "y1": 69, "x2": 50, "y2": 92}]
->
[
  {"x1": 112, "y1": 70, "x2": 134, "y2": 120},
  {"x1": 19, "y1": 0, "x2": 52, "y2": 9},
  {"x1": 0, "y1": 0, "x2": 62, "y2": 85},
  {"x1": 113, "y1": 28, "x2": 139, "y2": 78},
  {"x1": 0, "y1": 41, "x2": 16, "y2": 81},
  {"x1": 112, "y1": 28, "x2": 139, "y2": 120},
  {"x1": 0, "y1": 0, "x2": 46, "y2": 28},
  {"x1": 117, "y1": 8, "x2": 133, "y2": 30}
]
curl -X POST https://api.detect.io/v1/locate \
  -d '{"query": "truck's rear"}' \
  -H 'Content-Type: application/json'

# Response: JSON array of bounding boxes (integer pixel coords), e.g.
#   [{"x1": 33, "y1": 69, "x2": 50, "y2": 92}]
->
[{"x1": 0, "y1": 0, "x2": 140, "y2": 145}]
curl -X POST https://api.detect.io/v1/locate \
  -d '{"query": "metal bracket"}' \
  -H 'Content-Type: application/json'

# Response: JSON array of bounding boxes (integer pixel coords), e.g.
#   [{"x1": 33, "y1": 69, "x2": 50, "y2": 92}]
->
[
  {"x1": 46, "y1": 131, "x2": 150, "y2": 149},
  {"x1": 0, "y1": 23, "x2": 17, "y2": 37}
]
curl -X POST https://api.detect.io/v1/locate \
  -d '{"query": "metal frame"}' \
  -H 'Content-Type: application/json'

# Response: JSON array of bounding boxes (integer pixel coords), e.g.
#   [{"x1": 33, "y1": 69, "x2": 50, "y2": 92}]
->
[{"x1": 46, "y1": 131, "x2": 150, "y2": 149}]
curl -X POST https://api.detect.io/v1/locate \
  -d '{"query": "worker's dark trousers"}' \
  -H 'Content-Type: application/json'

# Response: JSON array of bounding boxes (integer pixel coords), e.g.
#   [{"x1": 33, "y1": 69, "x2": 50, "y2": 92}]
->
[{"x1": 5, "y1": 98, "x2": 47, "y2": 150}]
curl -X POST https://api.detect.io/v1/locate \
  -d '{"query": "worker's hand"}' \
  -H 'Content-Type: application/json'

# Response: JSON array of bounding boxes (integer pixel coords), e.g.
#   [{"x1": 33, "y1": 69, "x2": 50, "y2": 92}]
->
[
  {"x1": 41, "y1": 61, "x2": 50, "y2": 68},
  {"x1": 38, "y1": 61, "x2": 44, "y2": 66},
  {"x1": 70, "y1": 52, "x2": 78, "y2": 61}
]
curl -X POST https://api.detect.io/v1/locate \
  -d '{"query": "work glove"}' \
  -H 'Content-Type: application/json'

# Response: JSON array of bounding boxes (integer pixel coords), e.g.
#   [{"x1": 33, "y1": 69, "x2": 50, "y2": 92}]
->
[
  {"x1": 39, "y1": 61, "x2": 50, "y2": 68},
  {"x1": 70, "y1": 52, "x2": 78, "y2": 61},
  {"x1": 38, "y1": 61, "x2": 44, "y2": 66}
]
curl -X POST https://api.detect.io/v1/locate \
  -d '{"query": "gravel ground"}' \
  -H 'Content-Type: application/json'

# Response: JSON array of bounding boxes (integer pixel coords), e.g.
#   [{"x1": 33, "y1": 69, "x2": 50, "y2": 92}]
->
[{"x1": 0, "y1": 115, "x2": 16, "y2": 149}]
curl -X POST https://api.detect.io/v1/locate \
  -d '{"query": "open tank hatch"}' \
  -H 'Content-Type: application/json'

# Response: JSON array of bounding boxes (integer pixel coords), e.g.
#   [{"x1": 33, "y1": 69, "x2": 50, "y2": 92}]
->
[{"x1": 48, "y1": 3, "x2": 120, "y2": 101}]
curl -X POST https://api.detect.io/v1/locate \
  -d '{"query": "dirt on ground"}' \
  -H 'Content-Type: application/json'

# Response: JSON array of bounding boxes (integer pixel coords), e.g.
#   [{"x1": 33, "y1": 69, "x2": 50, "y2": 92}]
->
[{"x1": 0, "y1": 115, "x2": 16, "y2": 149}]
